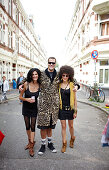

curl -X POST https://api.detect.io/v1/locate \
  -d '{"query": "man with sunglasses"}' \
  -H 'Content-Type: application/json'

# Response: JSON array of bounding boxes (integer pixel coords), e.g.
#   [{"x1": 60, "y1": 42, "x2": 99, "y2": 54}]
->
[{"x1": 37, "y1": 57, "x2": 59, "y2": 155}]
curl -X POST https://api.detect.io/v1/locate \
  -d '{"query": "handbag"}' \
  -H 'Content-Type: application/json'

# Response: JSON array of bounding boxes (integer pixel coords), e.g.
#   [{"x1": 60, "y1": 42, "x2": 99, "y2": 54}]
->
[{"x1": 0, "y1": 131, "x2": 5, "y2": 145}]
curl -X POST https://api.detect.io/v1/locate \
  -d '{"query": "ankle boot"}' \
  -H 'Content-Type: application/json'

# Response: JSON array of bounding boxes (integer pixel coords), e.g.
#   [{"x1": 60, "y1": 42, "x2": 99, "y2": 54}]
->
[
  {"x1": 61, "y1": 141, "x2": 67, "y2": 153},
  {"x1": 69, "y1": 136, "x2": 75, "y2": 148},
  {"x1": 25, "y1": 139, "x2": 31, "y2": 150},
  {"x1": 29, "y1": 142, "x2": 34, "y2": 157},
  {"x1": 25, "y1": 140, "x2": 35, "y2": 150}
]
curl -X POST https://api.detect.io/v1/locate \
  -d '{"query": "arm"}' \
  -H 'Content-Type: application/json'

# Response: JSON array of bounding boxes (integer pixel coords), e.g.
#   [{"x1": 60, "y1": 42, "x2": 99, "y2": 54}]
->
[
  {"x1": 73, "y1": 78, "x2": 80, "y2": 92},
  {"x1": 19, "y1": 82, "x2": 35, "y2": 103},
  {"x1": 73, "y1": 92, "x2": 77, "y2": 119},
  {"x1": 17, "y1": 78, "x2": 19, "y2": 89},
  {"x1": 18, "y1": 78, "x2": 27, "y2": 92}
]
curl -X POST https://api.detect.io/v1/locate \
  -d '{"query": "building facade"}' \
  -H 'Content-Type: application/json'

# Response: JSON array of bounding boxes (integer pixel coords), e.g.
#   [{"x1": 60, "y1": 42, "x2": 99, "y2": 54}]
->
[
  {"x1": 0, "y1": 0, "x2": 47, "y2": 83},
  {"x1": 64, "y1": 0, "x2": 109, "y2": 95}
]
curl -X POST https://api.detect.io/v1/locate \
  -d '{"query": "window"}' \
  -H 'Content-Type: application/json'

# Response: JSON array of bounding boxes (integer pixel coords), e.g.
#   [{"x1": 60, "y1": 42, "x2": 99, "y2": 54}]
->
[
  {"x1": 8, "y1": 30, "x2": 12, "y2": 48},
  {"x1": 99, "y1": 14, "x2": 109, "y2": 36},
  {"x1": 0, "y1": 0, "x2": 4, "y2": 5},
  {"x1": 99, "y1": 69, "x2": 103, "y2": 83},
  {"x1": 16, "y1": 9, "x2": 19, "y2": 25},
  {"x1": 104, "y1": 69, "x2": 108, "y2": 83},
  {"x1": 9, "y1": 0, "x2": 12, "y2": 16},
  {"x1": 99, "y1": 69, "x2": 109, "y2": 84},
  {"x1": 100, "y1": 60, "x2": 109, "y2": 66},
  {"x1": 0, "y1": 23, "x2": 5, "y2": 43},
  {"x1": 80, "y1": 64, "x2": 82, "y2": 68},
  {"x1": 15, "y1": 36, "x2": 19, "y2": 52}
]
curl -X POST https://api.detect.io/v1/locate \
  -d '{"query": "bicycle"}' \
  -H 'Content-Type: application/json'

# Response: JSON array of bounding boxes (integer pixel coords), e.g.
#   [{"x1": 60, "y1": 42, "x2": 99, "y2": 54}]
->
[{"x1": 86, "y1": 84, "x2": 105, "y2": 103}]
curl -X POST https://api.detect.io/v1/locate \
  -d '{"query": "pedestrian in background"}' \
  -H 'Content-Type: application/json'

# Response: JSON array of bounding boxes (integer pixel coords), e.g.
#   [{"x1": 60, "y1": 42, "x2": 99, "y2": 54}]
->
[
  {"x1": 19, "y1": 68, "x2": 41, "y2": 157},
  {"x1": 12, "y1": 79, "x2": 17, "y2": 89},
  {"x1": 17, "y1": 72, "x2": 25, "y2": 104},
  {"x1": 1, "y1": 76, "x2": 9, "y2": 102},
  {"x1": 0, "y1": 80, "x2": 2, "y2": 93},
  {"x1": 58, "y1": 65, "x2": 77, "y2": 153},
  {"x1": 17, "y1": 72, "x2": 25, "y2": 89}
]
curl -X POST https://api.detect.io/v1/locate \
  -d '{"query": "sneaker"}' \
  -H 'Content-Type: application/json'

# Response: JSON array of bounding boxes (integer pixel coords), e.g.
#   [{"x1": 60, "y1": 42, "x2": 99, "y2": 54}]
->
[
  {"x1": 102, "y1": 143, "x2": 109, "y2": 147},
  {"x1": 48, "y1": 142, "x2": 57, "y2": 153},
  {"x1": 38, "y1": 145, "x2": 46, "y2": 155}
]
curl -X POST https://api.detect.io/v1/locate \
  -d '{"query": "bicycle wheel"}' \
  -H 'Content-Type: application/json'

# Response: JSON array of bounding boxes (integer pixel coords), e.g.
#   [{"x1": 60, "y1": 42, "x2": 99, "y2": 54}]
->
[{"x1": 98, "y1": 90, "x2": 105, "y2": 103}]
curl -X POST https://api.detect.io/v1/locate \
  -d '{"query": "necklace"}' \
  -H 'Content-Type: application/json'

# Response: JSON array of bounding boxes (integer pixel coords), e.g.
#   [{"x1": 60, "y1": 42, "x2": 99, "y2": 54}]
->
[{"x1": 62, "y1": 82, "x2": 69, "y2": 90}]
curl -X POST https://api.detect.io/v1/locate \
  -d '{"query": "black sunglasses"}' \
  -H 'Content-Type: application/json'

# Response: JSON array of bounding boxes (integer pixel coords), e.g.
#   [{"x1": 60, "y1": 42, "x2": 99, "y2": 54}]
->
[
  {"x1": 48, "y1": 62, "x2": 55, "y2": 65},
  {"x1": 62, "y1": 74, "x2": 69, "y2": 77}
]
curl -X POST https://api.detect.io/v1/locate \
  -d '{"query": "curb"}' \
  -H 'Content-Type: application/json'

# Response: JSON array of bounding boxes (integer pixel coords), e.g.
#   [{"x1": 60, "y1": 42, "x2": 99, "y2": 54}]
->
[{"x1": 77, "y1": 100, "x2": 109, "y2": 115}]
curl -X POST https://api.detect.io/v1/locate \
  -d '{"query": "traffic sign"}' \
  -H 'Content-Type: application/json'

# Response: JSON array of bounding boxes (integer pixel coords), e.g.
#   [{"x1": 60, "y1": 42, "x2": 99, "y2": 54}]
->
[{"x1": 91, "y1": 50, "x2": 98, "y2": 60}]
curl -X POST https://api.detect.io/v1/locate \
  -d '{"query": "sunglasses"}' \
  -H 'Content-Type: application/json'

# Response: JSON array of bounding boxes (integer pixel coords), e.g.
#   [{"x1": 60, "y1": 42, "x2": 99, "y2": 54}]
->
[
  {"x1": 48, "y1": 62, "x2": 55, "y2": 65},
  {"x1": 62, "y1": 74, "x2": 69, "y2": 77}
]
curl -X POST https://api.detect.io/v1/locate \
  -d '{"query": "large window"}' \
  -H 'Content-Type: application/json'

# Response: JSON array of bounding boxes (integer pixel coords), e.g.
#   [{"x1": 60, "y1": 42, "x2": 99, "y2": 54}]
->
[
  {"x1": 99, "y1": 14, "x2": 109, "y2": 37},
  {"x1": 0, "y1": 23, "x2": 5, "y2": 43},
  {"x1": 99, "y1": 69, "x2": 109, "y2": 84},
  {"x1": 99, "y1": 60, "x2": 109, "y2": 84}
]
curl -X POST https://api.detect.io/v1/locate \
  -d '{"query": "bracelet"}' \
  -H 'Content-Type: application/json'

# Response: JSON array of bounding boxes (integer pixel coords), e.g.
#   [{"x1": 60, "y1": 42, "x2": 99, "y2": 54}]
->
[{"x1": 74, "y1": 110, "x2": 77, "y2": 113}]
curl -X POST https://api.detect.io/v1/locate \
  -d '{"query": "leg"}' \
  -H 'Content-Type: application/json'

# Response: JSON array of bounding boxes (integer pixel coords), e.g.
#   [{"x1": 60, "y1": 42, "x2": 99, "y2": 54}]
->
[
  {"x1": 40, "y1": 129, "x2": 47, "y2": 139},
  {"x1": 68, "y1": 120, "x2": 75, "y2": 148},
  {"x1": 30, "y1": 117, "x2": 36, "y2": 143},
  {"x1": 29, "y1": 117, "x2": 37, "y2": 157},
  {"x1": 38, "y1": 129, "x2": 47, "y2": 155},
  {"x1": 47, "y1": 128, "x2": 52, "y2": 137},
  {"x1": 60, "y1": 120, "x2": 67, "y2": 153},
  {"x1": 60, "y1": 120, "x2": 66, "y2": 143},
  {"x1": 68, "y1": 120, "x2": 74, "y2": 138},
  {"x1": 47, "y1": 128, "x2": 57, "y2": 153},
  {"x1": 24, "y1": 116, "x2": 31, "y2": 141}
]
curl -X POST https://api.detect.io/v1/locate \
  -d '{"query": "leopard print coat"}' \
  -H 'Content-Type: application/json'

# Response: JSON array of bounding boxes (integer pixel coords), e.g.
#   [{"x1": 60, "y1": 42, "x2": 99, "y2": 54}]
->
[{"x1": 37, "y1": 70, "x2": 59, "y2": 127}]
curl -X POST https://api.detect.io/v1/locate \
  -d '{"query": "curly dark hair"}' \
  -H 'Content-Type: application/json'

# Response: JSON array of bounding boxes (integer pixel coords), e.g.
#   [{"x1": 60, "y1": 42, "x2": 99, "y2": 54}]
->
[
  {"x1": 27, "y1": 68, "x2": 41, "y2": 84},
  {"x1": 59, "y1": 65, "x2": 74, "y2": 82}
]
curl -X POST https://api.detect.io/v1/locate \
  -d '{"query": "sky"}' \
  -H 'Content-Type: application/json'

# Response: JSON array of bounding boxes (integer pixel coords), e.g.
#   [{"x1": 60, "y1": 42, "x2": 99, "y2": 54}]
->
[{"x1": 21, "y1": 0, "x2": 75, "y2": 66}]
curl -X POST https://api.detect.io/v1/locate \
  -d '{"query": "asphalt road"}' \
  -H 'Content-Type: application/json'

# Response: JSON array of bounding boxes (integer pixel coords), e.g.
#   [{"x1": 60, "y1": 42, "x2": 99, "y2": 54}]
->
[{"x1": 0, "y1": 98, "x2": 109, "y2": 170}]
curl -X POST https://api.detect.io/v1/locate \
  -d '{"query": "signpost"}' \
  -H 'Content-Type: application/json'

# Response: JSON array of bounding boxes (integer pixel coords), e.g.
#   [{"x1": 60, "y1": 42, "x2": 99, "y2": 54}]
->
[{"x1": 91, "y1": 50, "x2": 98, "y2": 85}]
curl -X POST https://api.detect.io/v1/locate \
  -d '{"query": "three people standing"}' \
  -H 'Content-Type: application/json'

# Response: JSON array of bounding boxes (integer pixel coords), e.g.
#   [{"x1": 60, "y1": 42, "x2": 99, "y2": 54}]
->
[{"x1": 19, "y1": 57, "x2": 79, "y2": 156}]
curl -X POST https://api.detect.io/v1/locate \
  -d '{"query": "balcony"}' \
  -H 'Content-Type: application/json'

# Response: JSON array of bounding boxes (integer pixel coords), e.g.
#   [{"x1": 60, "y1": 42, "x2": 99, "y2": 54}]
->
[{"x1": 92, "y1": 0, "x2": 109, "y2": 14}]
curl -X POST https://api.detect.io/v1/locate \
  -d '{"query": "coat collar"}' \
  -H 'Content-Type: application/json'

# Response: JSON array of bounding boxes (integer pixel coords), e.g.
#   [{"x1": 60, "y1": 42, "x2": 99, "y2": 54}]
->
[{"x1": 45, "y1": 68, "x2": 57, "y2": 83}]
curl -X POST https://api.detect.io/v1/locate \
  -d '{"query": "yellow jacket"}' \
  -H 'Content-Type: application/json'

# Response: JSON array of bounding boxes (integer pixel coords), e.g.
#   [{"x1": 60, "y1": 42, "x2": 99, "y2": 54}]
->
[{"x1": 59, "y1": 82, "x2": 75, "y2": 110}]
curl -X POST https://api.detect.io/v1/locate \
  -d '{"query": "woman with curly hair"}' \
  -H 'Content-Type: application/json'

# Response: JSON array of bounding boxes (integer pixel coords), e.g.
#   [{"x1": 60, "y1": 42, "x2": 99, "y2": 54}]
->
[
  {"x1": 19, "y1": 68, "x2": 41, "y2": 157},
  {"x1": 58, "y1": 65, "x2": 77, "y2": 153}
]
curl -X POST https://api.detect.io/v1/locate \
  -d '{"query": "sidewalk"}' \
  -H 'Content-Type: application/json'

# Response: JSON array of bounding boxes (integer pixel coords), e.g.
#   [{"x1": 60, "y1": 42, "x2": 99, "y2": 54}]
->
[
  {"x1": 77, "y1": 89, "x2": 109, "y2": 115},
  {"x1": 0, "y1": 88, "x2": 109, "y2": 115}
]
